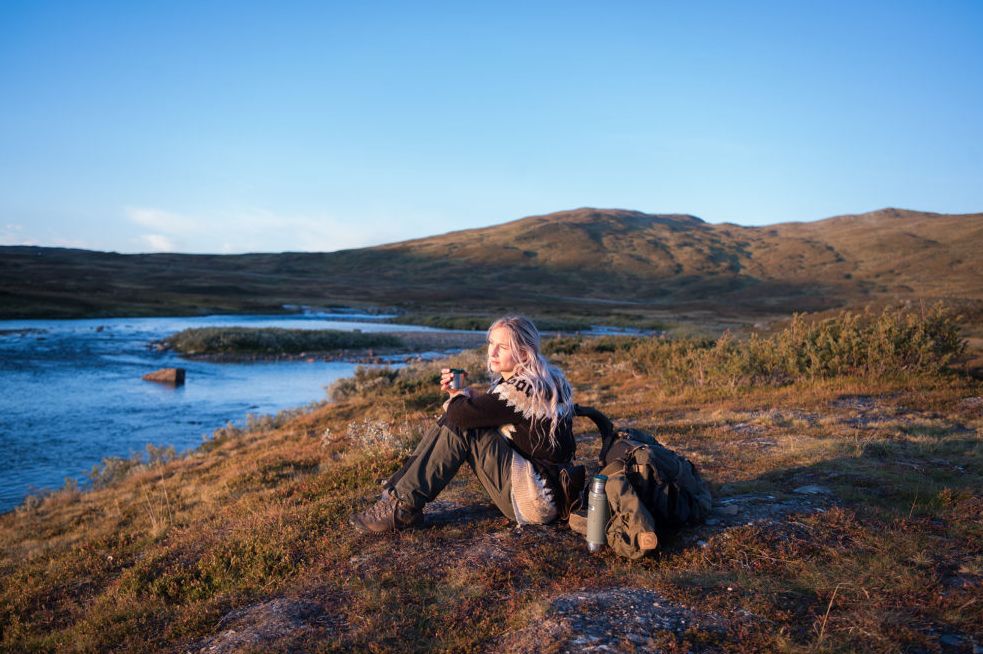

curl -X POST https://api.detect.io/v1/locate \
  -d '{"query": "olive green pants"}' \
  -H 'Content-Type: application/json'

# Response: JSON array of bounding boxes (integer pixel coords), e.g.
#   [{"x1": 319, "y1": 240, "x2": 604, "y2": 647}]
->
[{"x1": 390, "y1": 422, "x2": 516, "y2": 521}]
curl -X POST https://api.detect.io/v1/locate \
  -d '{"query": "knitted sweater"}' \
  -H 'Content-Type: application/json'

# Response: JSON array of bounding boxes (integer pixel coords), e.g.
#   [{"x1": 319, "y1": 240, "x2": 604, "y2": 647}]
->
[{"x1": 441, "y1": 375, "x2": 575, "y2": 524}]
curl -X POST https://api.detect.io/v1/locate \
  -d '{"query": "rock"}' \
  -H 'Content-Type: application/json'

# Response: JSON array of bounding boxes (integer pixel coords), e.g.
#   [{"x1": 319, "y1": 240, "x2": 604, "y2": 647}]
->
[
  {"x1": 496, "y1": 587, "x2": 732, "y2": 653},
  {"x1": 195, "y1": 597, "x2": 333, "y2": 653},
  {"x1": 142, "y1": 367, "x2": 186, "y2": 386},
  {"x1": 793, "y1": 484, "x2": 833, "y2": 495}
]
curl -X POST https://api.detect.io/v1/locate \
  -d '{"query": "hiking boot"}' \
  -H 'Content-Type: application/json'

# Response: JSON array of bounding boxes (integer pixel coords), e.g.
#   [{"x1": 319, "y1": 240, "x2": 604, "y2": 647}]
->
[{"x1": 349, "y1": 490, "x2": 422, "y2": 534}]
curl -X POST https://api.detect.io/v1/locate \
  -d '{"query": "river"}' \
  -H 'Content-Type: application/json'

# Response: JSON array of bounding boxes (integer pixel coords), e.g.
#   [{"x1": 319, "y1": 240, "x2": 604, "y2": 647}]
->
[{"x1": 0, "y1": 311, "x2": 454, "y2": 512}]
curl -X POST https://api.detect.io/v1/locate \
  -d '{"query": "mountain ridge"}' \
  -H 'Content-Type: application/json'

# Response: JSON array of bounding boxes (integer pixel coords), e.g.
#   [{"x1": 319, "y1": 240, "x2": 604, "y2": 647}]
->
[{"x1": 1, "y1": 207, "x2": 980, "y2": 322}]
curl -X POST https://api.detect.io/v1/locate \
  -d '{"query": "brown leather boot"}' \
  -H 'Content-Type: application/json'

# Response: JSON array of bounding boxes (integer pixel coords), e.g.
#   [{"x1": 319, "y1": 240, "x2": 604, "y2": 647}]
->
[{"x1": 349, "y1": 490, "x2": 423, "y2": 534}]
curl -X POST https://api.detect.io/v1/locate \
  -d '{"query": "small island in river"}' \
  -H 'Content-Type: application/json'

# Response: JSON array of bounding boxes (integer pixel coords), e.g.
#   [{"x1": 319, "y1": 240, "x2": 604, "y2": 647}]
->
[{"x1": 157, "y1": 326, "x2": 487, "y2": 362}]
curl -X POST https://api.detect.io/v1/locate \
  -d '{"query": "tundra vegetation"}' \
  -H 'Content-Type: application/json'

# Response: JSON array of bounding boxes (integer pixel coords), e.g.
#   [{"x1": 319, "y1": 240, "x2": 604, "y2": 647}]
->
[
  {"x1": 161, "y1": 327, "x2": 403, "y2": 358},
  {"x1": 0, "y1": 304, "x2": 980, "y2": 652},
  {"x1": 160, "y1": 327, "x2": 487, "y2": 361}
]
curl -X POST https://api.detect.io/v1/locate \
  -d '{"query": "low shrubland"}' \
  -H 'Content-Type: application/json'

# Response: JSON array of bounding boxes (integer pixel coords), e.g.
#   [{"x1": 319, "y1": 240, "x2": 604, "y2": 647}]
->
[
  {"x1": 87, "y1": 443, "x2": 178, "y2": 490},
  {"x1": 1, "y1": 304, "x2": 979, "y2": 652},
  {"x1": 327, "y1": 348, "x2": 490, "y2": 407},
  {"x1": 630, "y1": 302, "x2": 965, "y2": 388},
  {"x1": 389, "y1": 311, "x2": 668, "y2": 332},
  {"x1": 387, "y1": 312, "x2": 594, "y2": 332},
  {"x1": 544, "y1": 302, "x2": 966, "y2": 391},
  {"x1": 161, "y1": 327, "x2": 403, "y2": 357}
]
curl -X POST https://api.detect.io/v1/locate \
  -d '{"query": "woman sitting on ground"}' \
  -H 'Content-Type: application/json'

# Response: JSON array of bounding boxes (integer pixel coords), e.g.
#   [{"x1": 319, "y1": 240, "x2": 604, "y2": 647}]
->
[{"x1": 350, "y1": 315, "x2": 576, "y2": 533}]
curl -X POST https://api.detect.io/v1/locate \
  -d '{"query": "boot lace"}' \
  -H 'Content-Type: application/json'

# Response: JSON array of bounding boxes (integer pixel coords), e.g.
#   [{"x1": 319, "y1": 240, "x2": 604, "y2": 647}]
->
[{"x1": 363, "y1": 494, "x2": 398, "y2": 525}]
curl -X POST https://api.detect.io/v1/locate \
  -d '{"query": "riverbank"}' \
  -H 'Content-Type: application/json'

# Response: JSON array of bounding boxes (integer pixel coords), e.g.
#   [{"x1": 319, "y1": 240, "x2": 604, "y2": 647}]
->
[
  {"x1": 2, "y1": 306, "x2": 980, "y2": 652},
  {"x1": 0, "y1": 312, "x2": 459, "y2": 512}
]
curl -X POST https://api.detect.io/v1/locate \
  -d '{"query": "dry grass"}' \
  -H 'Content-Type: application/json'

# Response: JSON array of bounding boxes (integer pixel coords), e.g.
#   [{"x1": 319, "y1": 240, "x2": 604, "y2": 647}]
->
[{"x1": 1, "y1": 310, "x2": 981, "y2": 652}]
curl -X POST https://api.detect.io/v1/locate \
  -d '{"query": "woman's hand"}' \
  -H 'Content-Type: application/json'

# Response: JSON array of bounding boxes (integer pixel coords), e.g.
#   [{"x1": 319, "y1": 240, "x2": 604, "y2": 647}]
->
[{"x1": 439, "y1": 368, "x2": 468, "y2": 398}]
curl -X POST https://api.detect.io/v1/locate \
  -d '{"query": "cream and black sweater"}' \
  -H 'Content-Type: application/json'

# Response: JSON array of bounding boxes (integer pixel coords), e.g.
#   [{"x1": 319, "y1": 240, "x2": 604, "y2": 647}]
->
[{"x1": 440, "y1": 375, "x2": 575, "y2": 523}]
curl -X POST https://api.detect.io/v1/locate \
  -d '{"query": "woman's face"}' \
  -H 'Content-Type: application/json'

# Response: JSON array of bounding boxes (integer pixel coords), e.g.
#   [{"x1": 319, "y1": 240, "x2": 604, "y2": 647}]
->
[{"x1": 487, "y1": 326, "x2": 517, "y2": 378}]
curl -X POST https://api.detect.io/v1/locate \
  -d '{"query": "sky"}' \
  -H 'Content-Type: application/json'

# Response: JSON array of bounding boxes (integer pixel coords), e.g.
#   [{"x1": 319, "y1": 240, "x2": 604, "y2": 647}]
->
[{"x1": 1, "y1": 0, "x2": 981, "y2": 254}]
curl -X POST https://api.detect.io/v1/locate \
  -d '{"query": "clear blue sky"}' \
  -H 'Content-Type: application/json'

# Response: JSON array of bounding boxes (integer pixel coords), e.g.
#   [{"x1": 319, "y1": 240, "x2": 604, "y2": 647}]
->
[{"x1": 2, "y1": 0, "x2": 981, "y2": 253}]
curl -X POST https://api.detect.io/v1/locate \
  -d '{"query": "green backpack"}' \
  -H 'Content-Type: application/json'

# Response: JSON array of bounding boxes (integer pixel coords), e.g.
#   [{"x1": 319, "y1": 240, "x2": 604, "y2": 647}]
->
[{"x1": 574, "y1": 406, "x2": 713, "y2": 559}]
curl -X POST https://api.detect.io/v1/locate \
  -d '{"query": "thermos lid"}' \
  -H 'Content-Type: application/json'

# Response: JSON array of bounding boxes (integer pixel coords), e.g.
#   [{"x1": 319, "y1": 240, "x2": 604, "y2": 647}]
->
[{"x1": 593, "y1": 474, "x2": 608, "y2": 481}]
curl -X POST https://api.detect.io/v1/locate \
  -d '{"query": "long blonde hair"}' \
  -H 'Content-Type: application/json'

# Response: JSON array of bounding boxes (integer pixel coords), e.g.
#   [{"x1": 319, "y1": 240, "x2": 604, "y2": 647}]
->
[{"x1": 487, "y1": 315, "x2": 573, "y2": 446}]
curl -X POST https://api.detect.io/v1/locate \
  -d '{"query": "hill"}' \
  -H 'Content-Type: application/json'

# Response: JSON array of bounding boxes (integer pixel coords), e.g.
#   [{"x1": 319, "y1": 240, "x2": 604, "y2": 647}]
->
[{"x1": 1, "y1": 208, "x2": 980, "y2": 325}]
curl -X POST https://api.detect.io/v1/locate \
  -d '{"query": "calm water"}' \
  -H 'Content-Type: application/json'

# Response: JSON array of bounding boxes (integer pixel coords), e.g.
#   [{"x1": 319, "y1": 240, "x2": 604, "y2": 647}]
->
[{"x1": 0, "y1": 312, "x2": 448, "y2": 512}]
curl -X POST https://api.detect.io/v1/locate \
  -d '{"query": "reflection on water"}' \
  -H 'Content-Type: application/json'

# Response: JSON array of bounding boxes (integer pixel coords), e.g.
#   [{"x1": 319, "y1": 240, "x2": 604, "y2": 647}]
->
[{"x1": 0, "y1": 312, "x2": 442, "y2": 512}]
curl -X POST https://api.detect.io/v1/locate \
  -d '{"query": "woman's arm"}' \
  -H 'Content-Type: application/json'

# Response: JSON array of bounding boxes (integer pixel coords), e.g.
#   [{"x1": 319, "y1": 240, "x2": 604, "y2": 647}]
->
[{"x1": 442, "y1": 391, "x2": 525, "y2": 430}]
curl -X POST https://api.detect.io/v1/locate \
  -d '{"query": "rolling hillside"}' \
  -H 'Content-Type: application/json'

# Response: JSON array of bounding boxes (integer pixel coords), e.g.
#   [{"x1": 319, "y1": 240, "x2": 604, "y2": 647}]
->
[{"x1": 1, "y1": 208, "x2": 980, "y2": 323}]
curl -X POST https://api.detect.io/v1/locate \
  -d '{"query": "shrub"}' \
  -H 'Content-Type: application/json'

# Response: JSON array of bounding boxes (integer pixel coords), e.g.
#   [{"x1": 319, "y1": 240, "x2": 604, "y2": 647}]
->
[
  {"x1": 327, "y1": 355, "x2": 485, "y2": 407},
  {"x1": 630, "y1": 303, "x2": 965, "y2": 388},
  {"x1": 328, "y1": 366, "x2": 401, "y2": 401},
  {"x1": 145, "y1": 443, "x2": 176, "y2": 466},
  {"x1": 88, "y1": 453, "x2": 143, "y2": 489},
  {"x1": 543, "y1": 335, "x2": 640, "y2": 356},
  {"x1": 87, "y1": 442, "x2": 182, "y2": 489},
  {"x1": 15, "y1": 478, "x2": 81, "y2": 515},
  {"x1": 345, "y1": 418, "x2": 406, "y2": 451},
  {"x1": 201, "y1": 421, "x2": 243, "y2": 451},
  {"x1": 771, "y1": 302, "x2": 965, "y2": 378}
]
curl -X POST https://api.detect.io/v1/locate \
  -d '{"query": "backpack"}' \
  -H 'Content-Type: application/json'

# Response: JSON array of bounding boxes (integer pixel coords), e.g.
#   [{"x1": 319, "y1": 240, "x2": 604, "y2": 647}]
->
[{"x1": 574, "y1": 405, "x2": 713, "y2": 559}]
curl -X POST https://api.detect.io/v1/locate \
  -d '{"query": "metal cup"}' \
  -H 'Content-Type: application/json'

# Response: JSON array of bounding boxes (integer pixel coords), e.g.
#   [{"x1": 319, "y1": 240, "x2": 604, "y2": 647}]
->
[{"x1": 449, "y1": 368, "x2": 465, "y2": 390}]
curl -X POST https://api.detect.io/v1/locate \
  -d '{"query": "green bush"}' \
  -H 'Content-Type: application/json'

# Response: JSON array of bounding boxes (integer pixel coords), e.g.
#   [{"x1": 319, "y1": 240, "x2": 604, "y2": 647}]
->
[
  {"x1": 334, "y1": 364, "x2": 447, "y2": 409},
  {"x1": 327, "y1": 349, "x2": 490, "y2": 407},
  {"x1": 630, "y1": 303, "x2": 966, "y2": 388},
  {"x1": 328, "y1": 366, "x2": 402, "y2": 401},
  {"x1": 543, "y1": 335, "x2": 641, "y2": 356}
]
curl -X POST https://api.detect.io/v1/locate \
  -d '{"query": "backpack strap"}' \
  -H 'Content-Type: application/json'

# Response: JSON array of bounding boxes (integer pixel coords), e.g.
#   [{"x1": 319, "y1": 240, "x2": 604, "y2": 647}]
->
[
  {"x1": 556, "y1": 462, "x2": 587, "y2": 520},
  {"x1": 573, "y1": 404, "x2": 617, "y2": 465},
  {"x1": 603, "y1": 438, "x2": 648, "y2": 468}
]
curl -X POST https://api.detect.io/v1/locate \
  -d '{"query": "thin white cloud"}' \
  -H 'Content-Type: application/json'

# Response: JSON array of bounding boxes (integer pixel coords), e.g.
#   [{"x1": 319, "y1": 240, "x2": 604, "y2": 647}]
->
[
  {"x1": 222, "y1": 209, "x2": 388, "y2": 253},
  {"x1": 0, "y1": 224, "x2": 36, "y2": 245},
  {"x1": 123, "y1": 205, "x2": 404, "y2": 253},
  {"x1": 139, "y1": 234, "x2": 178, "y2": 252},
  {"x1": 1, "y1": 223, "x2": 99, "y2": 249},
  {"x1": 125, "y1": 207, "x2": 199, "y2": 234}
]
